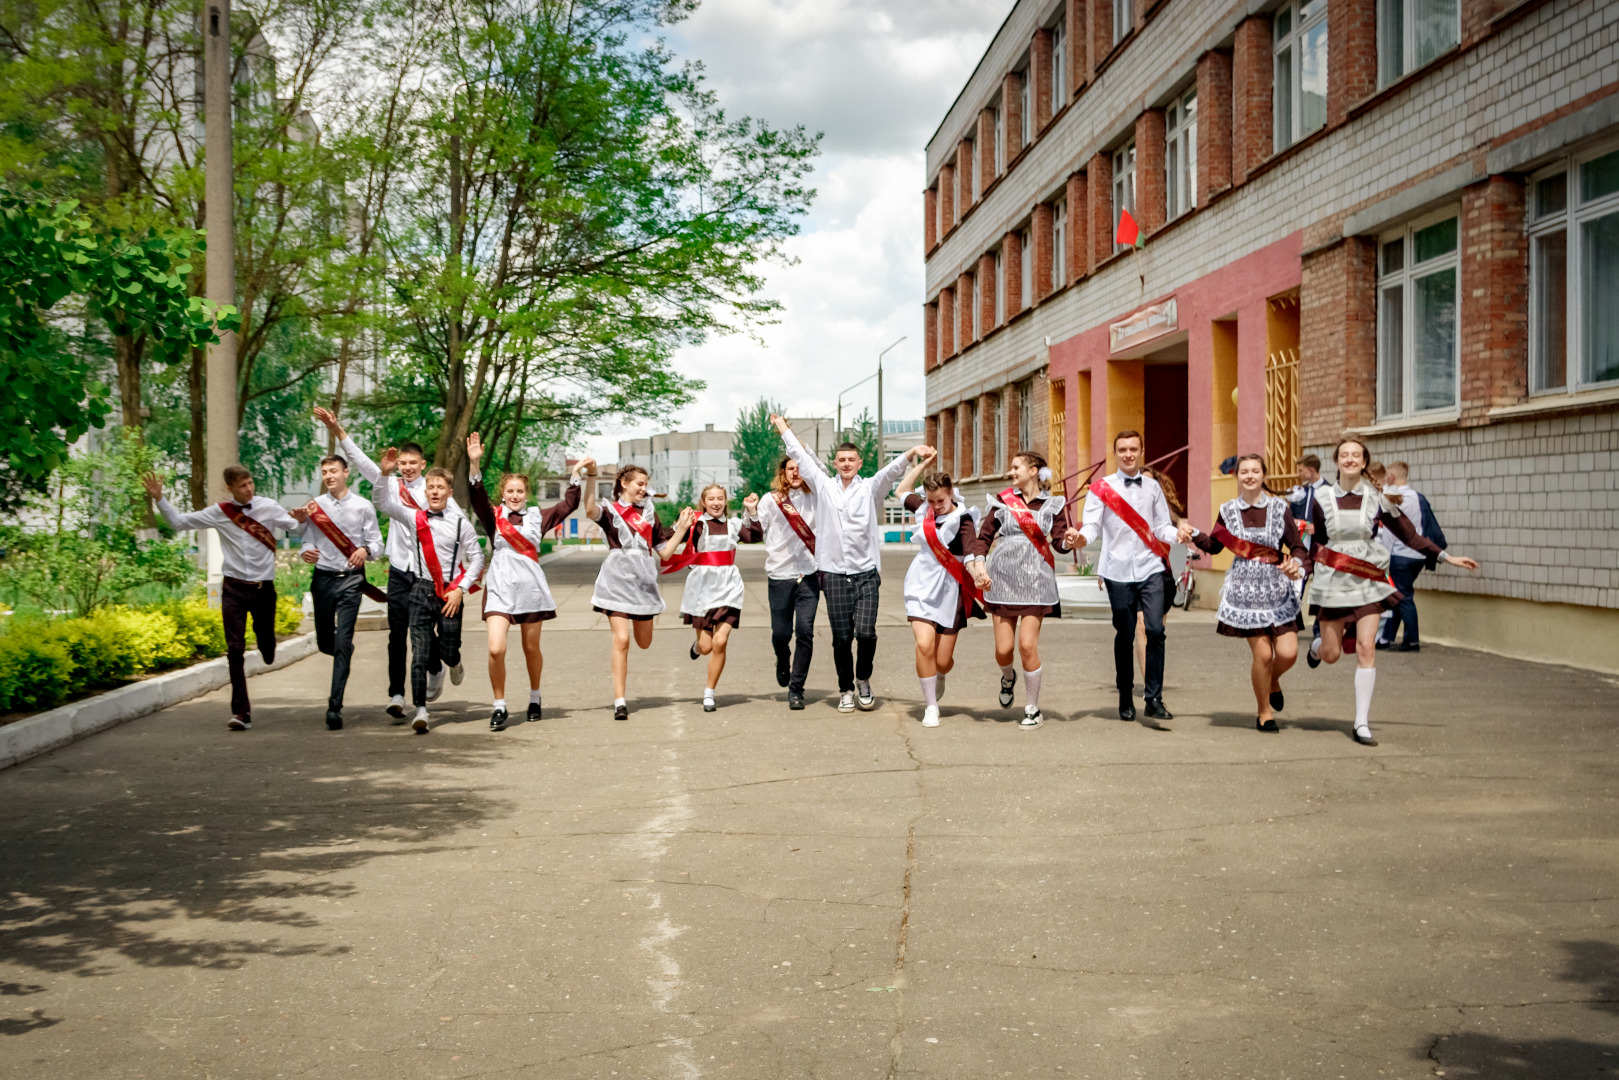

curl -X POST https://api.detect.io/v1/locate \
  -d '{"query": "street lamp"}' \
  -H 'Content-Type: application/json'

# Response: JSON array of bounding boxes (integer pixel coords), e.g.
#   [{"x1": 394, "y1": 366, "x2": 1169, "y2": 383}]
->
[{"x1": 835, "y1": 336, "x2": 908, "y2": 459}]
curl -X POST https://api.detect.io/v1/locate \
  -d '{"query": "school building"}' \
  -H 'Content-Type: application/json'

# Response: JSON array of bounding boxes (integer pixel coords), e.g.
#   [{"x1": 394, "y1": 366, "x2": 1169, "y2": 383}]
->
[{"x1": 922, "y1": 0, "x2": 1619, "y2": 671}]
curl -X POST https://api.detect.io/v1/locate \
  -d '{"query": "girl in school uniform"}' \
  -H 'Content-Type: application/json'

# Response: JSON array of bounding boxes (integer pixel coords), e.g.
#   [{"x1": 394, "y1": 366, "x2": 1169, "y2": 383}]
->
[
  {"x1": 465, "y1": 433, "x2": 592, "y2": 731},
  {"x1": 675, "y1": 484, "x2": 753, "y2": 712},
  {"x1": 1302, "y1": 438, "x2": 1480, "y2": 745},
  {"x1": 899, "y1": 453, "x2": 984, "y2": 728},
  {"x1": 966, "y1": 451, "x2": 1070, "y2": 728},
  {"x1": 588, "y1": 465, "x2": 695, "y2": 720},
  {"x1": 1179, "y1": 453, "x2": 1308, "y2": 732}
]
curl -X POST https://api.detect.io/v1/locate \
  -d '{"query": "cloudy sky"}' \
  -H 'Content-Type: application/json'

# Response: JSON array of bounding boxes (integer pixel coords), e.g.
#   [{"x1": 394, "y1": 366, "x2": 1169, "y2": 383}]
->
[{"x1": 582, "y1": 0, "x2": 1008, "y2": 462}]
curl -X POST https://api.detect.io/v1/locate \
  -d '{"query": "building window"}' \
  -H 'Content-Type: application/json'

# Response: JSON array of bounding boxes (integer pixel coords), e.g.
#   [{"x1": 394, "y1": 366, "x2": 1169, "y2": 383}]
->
[
  {"x1": 1165, "y1": 87, "x2": 1197, "y2": 219},
  {"x1": 972, "y1": 402, "x2": 984, "y2": 476},
  {"x1": 1018, "y1": 380, "x2": 1033, "y2": 451},
  {"x1": 961, "y1": 402, "x2": 975, "y2": 476},
  {"x1": 1020, "y1": 227, "x2": 1032, "y2": 310},
  {"x1": 993, "y1": 106, "x2": 1003, "y2": 175},
  {"x1": 993, "y1": 393, "x2": 1006, "y2": 474},
  {"x1": 1019, "y1": 72, "x2": 1032, "y2": 147},
  {"x1": 970, "y1": 138, "x2": 980, "y2": 201},
  {"x1": 995, "y1": 248, "x2": 1006, "y2": 325},
  {"x1": 953, "y1": 157, "x2": 963, "y2": 223},
  {"x1": 1274, "y1": 0, "x2": 1328, "y2": 151},
  {"x1": 1052, "y1": 199, "x2": 1068, "y2": 289},
  {"x1": 1113, "y1": 0, "x2": 1132, "y2": 44},
  {"x1": 1051, "y1": 19, "x2": 1066, "y2": 111},
  {"x1": 1529, "y1": 145, "x2": 1619, "y2": 394},
  {"x1": 1378, "y1": 0, "x2": 1459, "y2": 87},
  {"x1": 1112, "y1": 141, "x2": 1136, "y2": 252},
  {"x1": 1377, "y1": 211, "x2": 1460, "y2": 419}
]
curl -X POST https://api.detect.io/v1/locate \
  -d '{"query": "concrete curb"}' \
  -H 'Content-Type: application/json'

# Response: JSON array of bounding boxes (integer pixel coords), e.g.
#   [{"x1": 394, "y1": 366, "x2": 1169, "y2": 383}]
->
[{"x1": 0, "y1": 631, "x2": 320, "y2": 771}]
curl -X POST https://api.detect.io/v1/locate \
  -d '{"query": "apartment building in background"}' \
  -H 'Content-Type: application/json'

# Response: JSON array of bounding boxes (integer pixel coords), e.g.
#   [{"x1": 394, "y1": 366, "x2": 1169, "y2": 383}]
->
[{"x1": 923, "y1": 0, "x2": 1619, "y2": 670}]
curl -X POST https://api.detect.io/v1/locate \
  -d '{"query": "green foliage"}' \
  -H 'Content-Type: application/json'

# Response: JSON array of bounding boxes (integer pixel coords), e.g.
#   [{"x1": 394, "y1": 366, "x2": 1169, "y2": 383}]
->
[
  {"x1": 655, "y1": 475, "x2": 698, "y2": 528},
  {"x1": 731, "y1": 397, "x2": 786, "y2": 501},
  {"x1": 827, "y1": 408, "x2": 881, "y2": 479},
  {"x1": 0, "y1": 189, "x2": 233, "y2": 481}
]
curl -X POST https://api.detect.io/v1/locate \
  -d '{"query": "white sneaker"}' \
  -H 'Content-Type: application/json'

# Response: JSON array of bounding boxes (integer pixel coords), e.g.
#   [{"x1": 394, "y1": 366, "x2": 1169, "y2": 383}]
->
[
  {"x1": 838, "y1": 691, "x2": 856, "y2": 713},
  {"x1": 449, "y1": 662, "x2": 464, "y2": 686},
  {"x1": 427, "y1": 666, "x2": 445, "y2": 702},
  {"x1": 412, "y1": 707, "x2": 430, "y2": 734},
  {"x1": 934, "y1": 672, "x2": 946, "y2": 702},
  {"x1": 227, "y1": 715, "x2": 251, "y2": 731},
  {"x1": 387, "y1": 695, "x2": 407, "y2": 723},
  {"x1": 921, "y1": 706, "x2": 940, "y2": 728},
  {"x1": 1019, "y1": 707, "x2": 1043, "y2": 728},
  {"x1": 856, "y1": 680, "x2": 877, "y2": 711}
]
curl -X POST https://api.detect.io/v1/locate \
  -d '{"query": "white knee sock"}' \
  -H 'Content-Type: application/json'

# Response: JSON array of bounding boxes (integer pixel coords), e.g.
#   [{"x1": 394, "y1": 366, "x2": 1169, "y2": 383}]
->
[
  {"x1": 492, "y1": 698, "x2": 506, "y2": 711},
  {"x1": 1354, "y1": 668, "x2": 1376, "y2": 730},
  {"x1": 999, "y1": 663, "x2": 1016, "y2": 682},
  {"x1": 920, "y1": 676, "x2": 937, "y2": 708},
  {"x1": 1023, "y1": 667, "x2": 1043, "y2": 709}
]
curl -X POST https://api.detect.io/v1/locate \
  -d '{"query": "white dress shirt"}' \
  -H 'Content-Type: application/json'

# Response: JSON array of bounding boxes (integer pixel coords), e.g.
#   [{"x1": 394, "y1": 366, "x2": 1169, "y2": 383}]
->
[
  {"x1": 781, "y1": 429, "x2": 912, "y2": 576},
  {"x1": 299, "y1": 490, "x2": 385, "y2": 572},
  {"x1": 1078, "y1": 470, "x2": 1181, "y2": 583},
  {"x1": 1288, "y1": 478, "x2": 1328, "y2": 550},
  {"x1": 747, "y1": 487, "x2": 819, "y2": 580},
  {"x1": 338, "y1": 436, "x2": 464, "y2": 574},
  {"x1": 372, "y1": 483, "x2": 484, "y2": 590},
  {"x1": 157, "y1": 496, "x2": 300, "y2": 582},
  {"x1": 1376, "y1": 483, "x2": 1426, "y2": 559}
]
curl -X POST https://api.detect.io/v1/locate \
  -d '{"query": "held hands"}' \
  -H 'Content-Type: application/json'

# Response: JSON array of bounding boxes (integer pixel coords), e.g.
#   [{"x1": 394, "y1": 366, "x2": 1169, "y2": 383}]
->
[
  {"x1": 743, "y1": 492, "x2": 760, "y2": 515},
  {"x1": 571, "y1": 456, "x2": 597, "y2": 480},
  {"x1": 1281, "y1": 556, "x2": 1304, "y2": 581},
  {"x1": 141, "y1": 472, "x2": 163, "y2": 500},
  {"x1": 1063, "y1": 527, "x2": 1087, "y2": 549},
  {"x1": 676, "y1": 506, "x2": 697, "y2": 529},
  {"x1": 441, "y1": 588, "x2": 463, "y2": 617},
  {"x1": 1175, "y1": 521, "x2": 1196, "y2": 545},
  {"x1": 970, "y1": 565, "x2": 992, "y2": 591},
  {"x1": 466, "y1": 432, "x2": 483, "y2": 465},
  {"x1": 909, "y1": 444, "x2": 933, "y2": 462}
]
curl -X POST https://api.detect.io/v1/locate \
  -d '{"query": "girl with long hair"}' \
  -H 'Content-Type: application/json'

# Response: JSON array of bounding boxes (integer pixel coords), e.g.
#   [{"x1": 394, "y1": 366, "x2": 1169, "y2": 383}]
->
[
  {"x1": 465, "y1": 433, "x2": 592, "y2": 731},
  {"x1": 967, "y1": 450, "x2": 1070, "y2": 727},
  {"x1": 588, "y1": 464, "x2": 694, "y2": 720},
  {"x1": 1179, "y1": 453, "x2": 1308, "y2": 732},
  {"x1": 1303, "y1": 438, "x2": 1480, "y2": 745},
  {"x1": 677, "y1": 483, "x2": 751, "y2": 712},
  {"x1": 898, "y1": 454, "x2": 983, "y2": 728}
]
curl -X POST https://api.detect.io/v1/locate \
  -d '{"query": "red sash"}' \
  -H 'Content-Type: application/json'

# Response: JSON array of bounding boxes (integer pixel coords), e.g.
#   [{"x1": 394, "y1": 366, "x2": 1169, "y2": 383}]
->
[
  {"x1": 218, "y1": 501, "x2": 277, "y2": 553},
  {"x1": 609, "y1": 501, "x2": 655, "y2": 551},
  {"x1": 775, "y1": 491, "x2": 816, "y2": 554},
  {"x1": 692, "y1": 550, "x2": 735, "y2": 567},
  {"x1": 1091, "y1": 479, "x2": 1172, "y2": 574},
  {"x1": 998, "y1": 487, "x2": 1054, "y2": 568},
  {"x1": 493, "y1": 509, "x2": 540, "y2": 562},
  {"x1": 1313, "y1": 544, "x2": 1393, "y2": 584},
  {"x1": 1210, "y1": 522, "x2": 1282, "y2": 566},
  {"x1": 395, "y1": 482, "x2": 422, "y2": 512},
  {"x1": 308, "y1": 500, "x2": 388, "y2": 602},
  {"x1": 659, "y1": 520, "x2": 708, "y2": 576},
  {"x1": 921, "y1": 508, "x2": 983, "y2": 624},
  {"x1": 413, "y1": 510, "x2": 475, "y2": 600}
]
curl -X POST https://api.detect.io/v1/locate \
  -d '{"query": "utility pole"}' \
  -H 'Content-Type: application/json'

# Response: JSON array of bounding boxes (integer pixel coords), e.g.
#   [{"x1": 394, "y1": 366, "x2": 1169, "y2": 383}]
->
[
  {"x1": 203, "y1": 0, "x2": 237, "y2": 601},
  {"x1": 877, "y1": 336, "x2": 906, "y2": 460}
]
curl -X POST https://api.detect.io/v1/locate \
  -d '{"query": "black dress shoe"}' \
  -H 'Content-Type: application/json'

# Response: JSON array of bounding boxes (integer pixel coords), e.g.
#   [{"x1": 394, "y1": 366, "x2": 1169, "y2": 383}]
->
[
  {"x1": 1256, "y1": 717, "x2": 1279, "y2": 732},
  {"x1": 613, "y1": 704, "x2": 629, "y2": 721},
  {"x1": 1353, "y1": 726, "x2": 1379, "y2": 746},
  {"x1": 325, "y1": 709, "x2": 343, "y2": 731},
  {"x1": 1144, "y1": 698, "x2": 1174, "y2": 720},
  {"x1": 788, "y1": 690, "x2": 806, "y2": 710},
  {"x1": 1375, "y1": 639, "x2": 1393, "y2": 651},
  {"x1": 776, "y1": 662, "x2": 791, "y2": 688},
  {"x1": 1394, "y1": 642, "x2": 1421, "y2": 652},
  {"x1": 527, "y1": 702, "x2": 543, "y2": 722},
  {"x1": 690, "y1": 642, "x2": 700, "y2": 661},
  {"x1": 1118, "y1": 693, "x2": 1136, "y2": 722},
  {"x1": 1269, "y1": 690, "x2": 1284, "y2": 711},
  {"x1": 490, "y1": 708, "x2": 509, "y2": 731},
  {"x1": 1307, "y1": 639, "x2": 1322, "y2": 668}
]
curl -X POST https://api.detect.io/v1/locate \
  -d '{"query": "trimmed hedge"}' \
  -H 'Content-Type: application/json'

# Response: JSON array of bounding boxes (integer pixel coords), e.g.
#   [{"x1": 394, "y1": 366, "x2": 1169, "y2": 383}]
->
[{"x1": 0, "y1": 592, "x2": 304, "y2": 714}]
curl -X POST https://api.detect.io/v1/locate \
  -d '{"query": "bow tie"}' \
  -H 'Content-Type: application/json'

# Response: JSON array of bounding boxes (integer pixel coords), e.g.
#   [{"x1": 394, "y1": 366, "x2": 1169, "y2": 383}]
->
[
  {"x1": 1123, "y1": 476, "x2": 1143, "y2": 487},
  {"x1": 507, "y1": 511, "x2": 525, "y2": 524},
  {"x1": 427, "y1": 509, "x2": 445, "y2": 518}
]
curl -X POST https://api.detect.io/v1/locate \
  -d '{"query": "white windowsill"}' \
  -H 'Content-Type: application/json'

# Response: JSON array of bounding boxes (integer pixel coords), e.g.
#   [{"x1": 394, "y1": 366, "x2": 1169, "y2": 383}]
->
[
  {"x1": 1488, "y1": 384, "x2": 1619, "y2": 420},
  {"x1": 1346, "y1": 410, "x2": 1462, "y2": 437}
]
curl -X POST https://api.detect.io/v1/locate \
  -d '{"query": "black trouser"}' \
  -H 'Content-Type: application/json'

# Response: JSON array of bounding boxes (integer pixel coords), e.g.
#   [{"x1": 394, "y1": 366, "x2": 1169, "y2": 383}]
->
[
  {"x1": 311, "y1": 568, "x2": 365, "y2": 711},
  {"x1": 221, "y1": 576, "x2": 278, "y2": 718},
  {"x1": 822, "y1": 569, "x2": 881, "y2": 692},
  {"x1": 386, "y1": 567, "x2": 416, "y2": 699},
  {"x1": 408, "y1": 576, "x2": 463, "y2": 708},
  {"x1": 1105, "y1": 572, "x2": 1173, "y2": 700},
  {"x1": 1380, "y1": 555, "x2": 1425, "y2": 645},
  {"x1": 768, "y1": 575, "x2": 821, "y2": 693}
]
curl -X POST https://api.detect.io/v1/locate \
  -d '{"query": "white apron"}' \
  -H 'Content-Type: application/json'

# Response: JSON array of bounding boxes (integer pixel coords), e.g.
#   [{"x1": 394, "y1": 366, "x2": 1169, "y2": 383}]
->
[
  {"x1": 680, "y1": 516, "x2": 747, "y2": 615},
  {"x1": 590, "y1": 501, "x2": 666, "y2": 616}
]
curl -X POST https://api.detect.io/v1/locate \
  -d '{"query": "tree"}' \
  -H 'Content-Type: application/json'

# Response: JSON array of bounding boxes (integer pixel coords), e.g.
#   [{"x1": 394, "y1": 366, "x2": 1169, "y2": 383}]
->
[
  {"x1": 655, "y1": 474, "x2": 696, "y2": 529},
  {"x1": 827, "y1": 408, "x2": 880, "y2": 479},
  {"x1": 731, "y1": 396, "x2": 785, "y2": 499}
]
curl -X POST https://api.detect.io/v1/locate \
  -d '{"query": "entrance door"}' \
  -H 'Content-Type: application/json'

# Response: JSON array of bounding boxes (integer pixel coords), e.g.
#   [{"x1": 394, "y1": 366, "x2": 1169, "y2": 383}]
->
[{"x1": 1143, "y1": 341, "x2": 1189, "y2": 515}]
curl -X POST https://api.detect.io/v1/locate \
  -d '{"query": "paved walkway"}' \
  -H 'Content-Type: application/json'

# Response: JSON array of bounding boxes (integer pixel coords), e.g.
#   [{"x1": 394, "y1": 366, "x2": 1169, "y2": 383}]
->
[{"x1": 2, "y1": 548, "x2": 1616, "y2": 1079}]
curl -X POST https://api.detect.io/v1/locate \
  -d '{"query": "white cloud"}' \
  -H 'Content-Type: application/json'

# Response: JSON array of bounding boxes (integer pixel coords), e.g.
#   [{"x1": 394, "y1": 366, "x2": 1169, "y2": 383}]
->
[{"x1": 584, "y1": 0, "x2": 1005, "y2": 463}]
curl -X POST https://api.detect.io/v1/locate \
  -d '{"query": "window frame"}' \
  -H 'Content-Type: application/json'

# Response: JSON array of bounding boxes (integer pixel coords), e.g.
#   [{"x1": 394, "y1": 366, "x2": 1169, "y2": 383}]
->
[
  {"x1": 1527, "y1": 140, "x2": 1619, "y2": 396},
  {"x1": 1273, "y1": 0, "x2": 1329, "y2": 152},
  {"x1": 1376, "y1": 205, "x2": 1462, "y2": 421},
  {"x1": 1377, "y1": 0, "x2": 1460, "y2": 88},
  {"x1": 1165, "y1": 85, "x2": 1198, "y2": 220},
  {"x1": 1113, "y1": 0, "x2": 1132, "y2": 45},
  {"x1": 1018, "y1": 380, "x2": 1033, "y2": 452},
  {"x1": 1052, "y1": 198, "x2": 1068, "y2": 290},
  {"x1": 993, "y1": 106, "x2": 1004, "y2": 176},
  {"x1": 995, "y1": 247, "x2": 1006, "y2": 326},
  {"x1": 1112, "y1": 141, "x2": 1136, "y2": 253},
  {"x1": 993, "y1": 393, "x2": 1006, "y2": 475},
  {"x1": 1019, "y1": 71, "x2": 1032, "y2": 148},
  {"x1": 1051, "y1": 19, "x2": 1066, "y2": 112},
  {"x1": 1020, "y1": 227, "x2": 1033, "y2": 311}
]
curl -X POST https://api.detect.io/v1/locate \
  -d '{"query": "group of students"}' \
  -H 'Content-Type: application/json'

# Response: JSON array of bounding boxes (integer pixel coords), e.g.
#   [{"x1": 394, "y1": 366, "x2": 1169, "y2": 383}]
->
[{"x1": 142, "y1": 407, "x2": 1479, "y2": 747}]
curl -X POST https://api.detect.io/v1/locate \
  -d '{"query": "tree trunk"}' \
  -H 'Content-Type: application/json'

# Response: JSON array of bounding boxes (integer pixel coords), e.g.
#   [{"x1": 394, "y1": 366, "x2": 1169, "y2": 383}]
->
[
  {"x1": 188, "y1": 346, "x2": 208, "y2": 509},
  {"x1": 115, "y1": 332, "x2": 144, "y2": 430},
  {"x1": 330, "y1": 336, "x2": 354, "y2": 456}
]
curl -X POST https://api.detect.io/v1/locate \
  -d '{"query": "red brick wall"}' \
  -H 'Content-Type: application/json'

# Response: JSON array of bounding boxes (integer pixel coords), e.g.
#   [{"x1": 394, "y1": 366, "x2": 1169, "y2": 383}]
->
[
  {"x1": 1066, "y1": 172, "x2": 1088, "y2": 283},
  {"x1": 1231, "y1": 16, "x2": 1272, "y2": 185},
  {"x1": 939, "y1": 162, "x2": 955, "y2": 233},
  {"x1": 1032, "y1": 202, "x2": 1054, "y2": 301},
  {"x1": 1197, "y1": 50, "x2": 1233, "y2": 204},
  {"x1": 924, "y1": 300, "x2": 938, "y2": 372},
  {"x1": 1300, "y1": 237, "x2": 1378, "y2": 444},
  {"x1": 1459, "y1": 176, "x2": 1529, "y2": 424},
  {"x1": 1328, "y1": 0, "x2": 1378, "y2": 127},
  {"x1": 1003, "y1": 230, "x2": 1024, "y2": 315},
  {"x1": 957, "y1": 401, "x2": 975, "y2": 476},
  {"x1": 939, "y1": 285, "x2": 956, "y2": 359},
  {"x1": 1032, "y1": 29, "x2": 1054, "y2": 132},
  {"x1": 925, "y1": 414, "x2": 939, "y2": 453},
  {"x1": 979, "y1": 392, "x2": 1001, "y2": 477},
  {"x1": 958, "y1": 138, "x2": 975, "y2": 208},
  {"x1": 1003, "y1": 383, "x2": 1022, "y2": 471},
  {"x1": 1135, "y1": 110, "x2": 1167, "y2": 236},
  {"x1": 957, "y1": 271, "x2": 976, "y2": 345},
  {"x1": 1067, "y1": 0, "x2": 1088, "y2": 87},
  {"x1": 978, "y1": 110, "x2": 997, "y2": 188},
  {"x1": 978, "y1": 252, "x2": 998, "y2": 333},
  {"x1": 924, "y1": 187, "x2": 937, "y2": 252},
  {"x1": 1003, "y1": 72, "x2": 1024, "y2": 162},
  {"x1": 939, "y1": 408, "x2": 957, "y2": 476},
  {"x1": 1091, "y1": 0, "x2": 1112, "y2": 71},
  {"x1": 1088, "y1": 151, "x2": 1112, "y2": 270}
]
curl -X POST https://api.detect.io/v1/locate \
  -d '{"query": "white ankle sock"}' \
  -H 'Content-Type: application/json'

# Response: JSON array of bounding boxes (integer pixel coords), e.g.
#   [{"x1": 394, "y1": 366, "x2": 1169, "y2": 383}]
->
[
  {"x1": 492, "y1": 698, "x2": 506, "y2": 711},
  {"x1": 703, "y1": 687, "x2": 715, "y2": 702},
  {"x1": 1354, "y1": 668, "x2": 1376, "y2": 730},
  {"x1": 1023, "y1": 667, "x2": 1043, "y2": 709},
  {"x1": 529, "y1": 689, "x2": 542, "y2": 704},
  {"x1": 1309, "y1": 636, "x2": 1321, "y2": 659},
  {"x1": 999, "y1": 663, "x2": 1016, "y2": 681},
  {"x1": 920, "y1": 676, "x2": 937, "y2": 708},
  {"x1": 614, "y1": 697, "x2": 626, "y2": 708}
]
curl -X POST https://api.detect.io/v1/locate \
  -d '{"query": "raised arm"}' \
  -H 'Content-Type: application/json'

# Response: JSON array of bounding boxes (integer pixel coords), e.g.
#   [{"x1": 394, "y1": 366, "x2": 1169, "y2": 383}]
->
[
  {"x1": 465, "y1": 470, "x2": 499, "y2": 536},
  {"x1": 872, "y1": 444, "x2": 929, "y2": 501},
  {"x1": 737, "y1": 493, "x2": 764, "y2": 543},
  {"x1": 143, "y1": 472, "x2": 220, "y2": 532},
  {"x1": 657, "y1": 507, "x2": 697, "y2": 561},
  {"x1": 370, "y1": 451, "x2": 414, "y2": 525},
  {"x1": 896, "y1": 450, "x2": 933, "y2": 499},
  {"x1": 773, "y1": 416, "x2": 833, "y2": 495}
]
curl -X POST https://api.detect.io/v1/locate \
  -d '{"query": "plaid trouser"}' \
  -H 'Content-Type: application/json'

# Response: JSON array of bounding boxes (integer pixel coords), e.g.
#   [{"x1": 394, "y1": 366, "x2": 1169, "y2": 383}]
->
[
  {"x1": 821, "y1": 569, "x2": 880, "y2": 691},
  {"x1": 408, "y1": 576, "x2": 463, "y2": 708}
]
